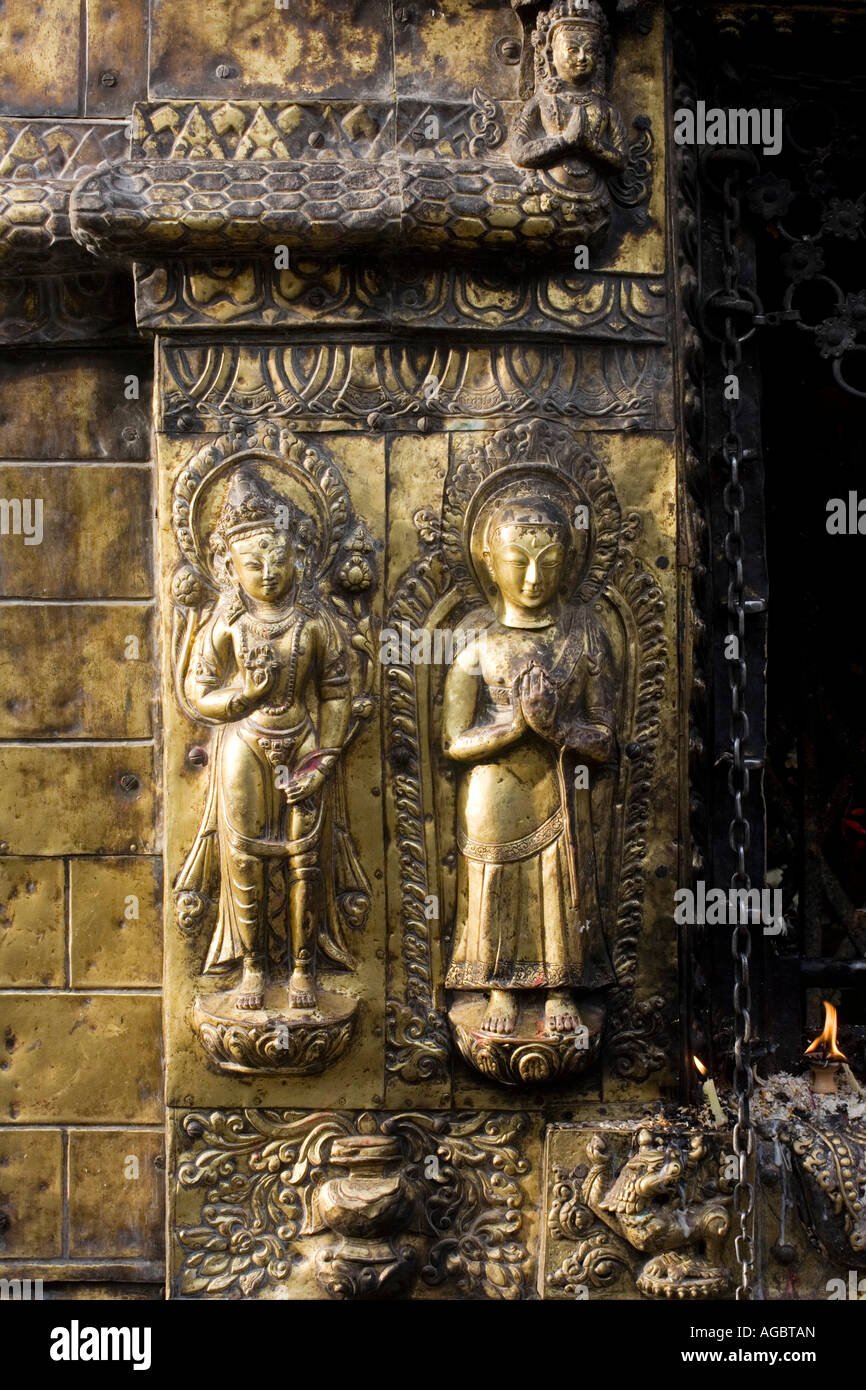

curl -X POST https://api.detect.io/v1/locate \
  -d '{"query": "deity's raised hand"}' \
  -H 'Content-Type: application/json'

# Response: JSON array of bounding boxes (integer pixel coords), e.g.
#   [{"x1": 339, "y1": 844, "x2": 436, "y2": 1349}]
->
[{"x1": 242, "y1": 648, "x2": 277, "y2": 705}]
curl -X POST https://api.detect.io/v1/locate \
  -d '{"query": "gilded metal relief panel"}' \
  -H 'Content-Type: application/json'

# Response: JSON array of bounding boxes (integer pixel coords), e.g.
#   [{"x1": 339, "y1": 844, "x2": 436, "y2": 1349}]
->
[
  {"x1": 159, "y1": 425, "x2": 388, "y2": 1109},
  {"x1": 157, "y1": 339, "x2": 672, "y2": 433},
  {"x1": 144, "y1": 0, "x2": 682, "y2": 1298},
  {"x1": 70, "y1": 3, "x2": 665, "y2": 273},
  {"x1": 382, "y1": 425, "x2": 677, "y2": 1110},
  {"x1": 541, "y1": 1119, "x2": 736, "y2": 1300},
  {"x1": 169, "y1": 1106, "x2": 540, "y2": 1300}
]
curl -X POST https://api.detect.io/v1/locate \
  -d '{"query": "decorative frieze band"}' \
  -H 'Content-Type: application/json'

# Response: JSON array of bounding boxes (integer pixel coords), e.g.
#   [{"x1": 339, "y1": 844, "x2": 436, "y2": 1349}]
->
[
  {"x1": 136, "y1": 258, "x2": 667, "y2": 340},
  {"x1": 159, "y1": 338, "x2": 672, "y2": 433}
]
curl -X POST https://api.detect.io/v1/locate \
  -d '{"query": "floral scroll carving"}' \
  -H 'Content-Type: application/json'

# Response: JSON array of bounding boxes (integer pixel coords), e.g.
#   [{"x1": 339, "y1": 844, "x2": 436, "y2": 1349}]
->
[{"x1": 173, "y1": 1109, "x2": 533, "y2": 1300}]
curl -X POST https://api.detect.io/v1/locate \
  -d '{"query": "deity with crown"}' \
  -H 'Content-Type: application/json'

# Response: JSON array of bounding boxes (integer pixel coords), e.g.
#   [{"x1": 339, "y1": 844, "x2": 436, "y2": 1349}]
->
[
  {"x1": 174, "y1": 462, "x2": 372, "y2": 1071},
  {"x1": 511, "y1": 0, "x2": 628, "y2": 244}
]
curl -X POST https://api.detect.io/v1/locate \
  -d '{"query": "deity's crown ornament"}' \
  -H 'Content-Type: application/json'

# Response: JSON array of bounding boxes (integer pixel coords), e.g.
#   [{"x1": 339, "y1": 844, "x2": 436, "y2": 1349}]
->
[
  {"x1": 538, "y1": 0, "x2": 607, "y2": 32},
  {"x1": 215, "y1": 468, "x2": 290, "y2": 541}
]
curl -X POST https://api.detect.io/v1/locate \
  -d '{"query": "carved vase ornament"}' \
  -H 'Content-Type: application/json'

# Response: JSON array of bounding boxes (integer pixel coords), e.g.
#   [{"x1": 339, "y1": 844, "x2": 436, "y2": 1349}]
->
[{"x1": 169, "y1": 425, "x2": 377, "y2": 1074}]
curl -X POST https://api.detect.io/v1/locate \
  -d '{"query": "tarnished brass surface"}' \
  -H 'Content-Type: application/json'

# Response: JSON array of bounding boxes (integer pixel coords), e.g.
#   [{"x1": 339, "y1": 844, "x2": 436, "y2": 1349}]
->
[
  {"x1": 0, "y1": 745, "x2": 157, "y2": 857},
  {"x1": 0, "y1": 0, "x2": 81, "y2": 118},
  {"x1": 0, "y1": 994, "x2": 162, "y2": 1123},
  {"x1": 68, "y1": 1130, "x2": 164, "y2": 1259},
  {"x1": 150, "y1": 0, "x2": 394, "y2": 103},
  {"x1": 85, "y1": 0, "x2": 149, "y2": 118},
  {"x1": 0, "y1": 858, "x2": 65, "y2": 987},
  {"x1": 0, "y1": 605, "x2": 155, "y2": 739},
  {"x1": 0, "y1": 352, "x2": 150, "y2": 459},
  {"x1": 69, "y1": 858, "x2": 163, "y2": 987},
  {"x1": 0, "y1": 1130, "x2": 64, "y2": 1257}
]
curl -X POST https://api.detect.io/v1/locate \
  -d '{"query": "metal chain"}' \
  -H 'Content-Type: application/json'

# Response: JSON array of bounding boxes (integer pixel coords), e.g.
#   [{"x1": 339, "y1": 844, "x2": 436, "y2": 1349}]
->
[{"x1": 719, "y1": 168, "x2": 756, "y2": 1301}]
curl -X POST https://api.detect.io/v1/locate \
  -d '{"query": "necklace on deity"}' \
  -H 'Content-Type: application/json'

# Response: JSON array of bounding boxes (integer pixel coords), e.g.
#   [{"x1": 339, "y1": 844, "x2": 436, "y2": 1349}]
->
[{"x1": 241, "y1": 609, "x2": 299, "y2": 640}]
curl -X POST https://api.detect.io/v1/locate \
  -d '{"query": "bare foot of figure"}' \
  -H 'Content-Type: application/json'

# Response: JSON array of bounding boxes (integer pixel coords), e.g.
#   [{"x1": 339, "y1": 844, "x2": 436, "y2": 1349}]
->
[
  {"x1": 481, "y1": 989, "x2": 519, "y2": 1035},
  {"x1": 235, "y1": 957, "x2": 265, "y2": 1011},
  {"x1": 289, "y1": 969, "x2": 317, "y2": 1009},
  {"x1": 545, "y1": 989, "x2": 581, "y2": 1035}
]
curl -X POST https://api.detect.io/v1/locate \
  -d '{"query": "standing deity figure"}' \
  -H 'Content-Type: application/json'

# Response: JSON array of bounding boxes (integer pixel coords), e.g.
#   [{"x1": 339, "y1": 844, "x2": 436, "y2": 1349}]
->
[
  {"x1": 176, "y1": 467, "x2": 369, "y2": 1021},
  {"x1": 511, "y1": 0, "x2": 628, "y2": 243},
  {"x1": 442, "y1": 484, "x2": 617, "y2": 1044}
]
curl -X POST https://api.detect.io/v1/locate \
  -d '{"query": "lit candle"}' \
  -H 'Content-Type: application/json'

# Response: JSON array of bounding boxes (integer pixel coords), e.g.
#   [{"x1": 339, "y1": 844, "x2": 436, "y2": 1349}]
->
[
  {"x1": 693, "y1": 1055, "x2": 725, "y2": 1127},
  {"x1": 804, "y1": 1001, "x2": 846, "y2": 1095}
]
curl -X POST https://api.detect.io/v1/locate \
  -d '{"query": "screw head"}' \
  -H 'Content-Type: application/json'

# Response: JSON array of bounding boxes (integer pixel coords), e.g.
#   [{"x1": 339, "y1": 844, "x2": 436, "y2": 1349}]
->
[
  {"x1": 187, "y1": 746, "x2": 208, "y2": 768},
  {"x1": 215, "y1": 63, "x2": 232, "y2": 79},
  {"x1": 99, "y1": 70, "x2": 118, "y2": 87},
  {"x1": 118, "y1": 772, "x2": 141, "y2": 794}
]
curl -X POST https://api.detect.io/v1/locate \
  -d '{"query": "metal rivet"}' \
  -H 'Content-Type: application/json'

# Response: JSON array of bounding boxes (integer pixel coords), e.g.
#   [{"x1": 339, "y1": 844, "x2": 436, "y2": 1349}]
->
[
  {"x1": 771, "y1": 1241, "x2": 797, "y2": 1266},
  {"x1": 119, "y1": 772, "x2": 141, "y2": 794},
  {"x1": 121, "y1": 426, "x2": 139, "y2": 443},
  {"x1": 187, "y1": 746, "x2": 208, "y2": 768},
  {"x1": 216, "y1": 64, "x2": 232, "y2": 79},
  {"x1": 494, "y1": 37, "x2": 521, "y2": 64},
  {"x1": 99, "y1": 70, "x2": 118, "y2": 88}
]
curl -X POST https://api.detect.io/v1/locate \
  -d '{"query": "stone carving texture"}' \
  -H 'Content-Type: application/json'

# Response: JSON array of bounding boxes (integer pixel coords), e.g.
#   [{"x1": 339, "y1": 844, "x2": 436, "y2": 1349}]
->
[{"x1": 172, "y1": 1108, "x2": 533, "y2": 1300}]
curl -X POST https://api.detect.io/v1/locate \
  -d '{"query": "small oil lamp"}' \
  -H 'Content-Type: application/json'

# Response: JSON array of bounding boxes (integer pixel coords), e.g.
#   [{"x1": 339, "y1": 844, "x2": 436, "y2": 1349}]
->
[
  {"x1": 693, "y1": 1055, "x2": 726, "y2": 1127},
  {"x1": 804, "y1": 1000, "x2": 846, "y2": 1094}
]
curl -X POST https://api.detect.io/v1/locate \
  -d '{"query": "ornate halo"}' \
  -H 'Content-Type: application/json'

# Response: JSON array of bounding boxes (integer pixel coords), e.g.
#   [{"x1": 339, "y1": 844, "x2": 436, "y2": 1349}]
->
[
  {"x1": 464, "y1": 464, "x2": 591, "y2": 603},
  {"x1": 447, "y1": 423, "x2": 621, "y2": 606},
  {"x1": 188, "y1": 450, "x2": 329, "y2": 582},
  {"x1": 172, "y1": 425, "x2": 351, "y2": 598}
]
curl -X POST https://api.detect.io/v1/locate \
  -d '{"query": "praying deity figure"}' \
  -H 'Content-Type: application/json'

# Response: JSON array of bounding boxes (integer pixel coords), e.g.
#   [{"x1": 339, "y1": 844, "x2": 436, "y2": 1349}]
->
[
  {"x1": 442, "y1": 486, "x2": 617, "y2": 1045},
  {"x1": 175, "y1": 466, "x2": 370, "y2": 1032},
  {"x1": 511, "y1": 0, "x2": 628, "y2": 244}
]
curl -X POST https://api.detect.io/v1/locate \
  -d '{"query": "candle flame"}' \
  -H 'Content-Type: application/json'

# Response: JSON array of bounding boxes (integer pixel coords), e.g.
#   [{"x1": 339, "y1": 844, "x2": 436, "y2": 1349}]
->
[
  {"x1": 693, "y1": 1055, "x2": 707, "y2": 1077},
  {"x1": 804, "y1": 1001, "x2": 847, "y2": 1061}
]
